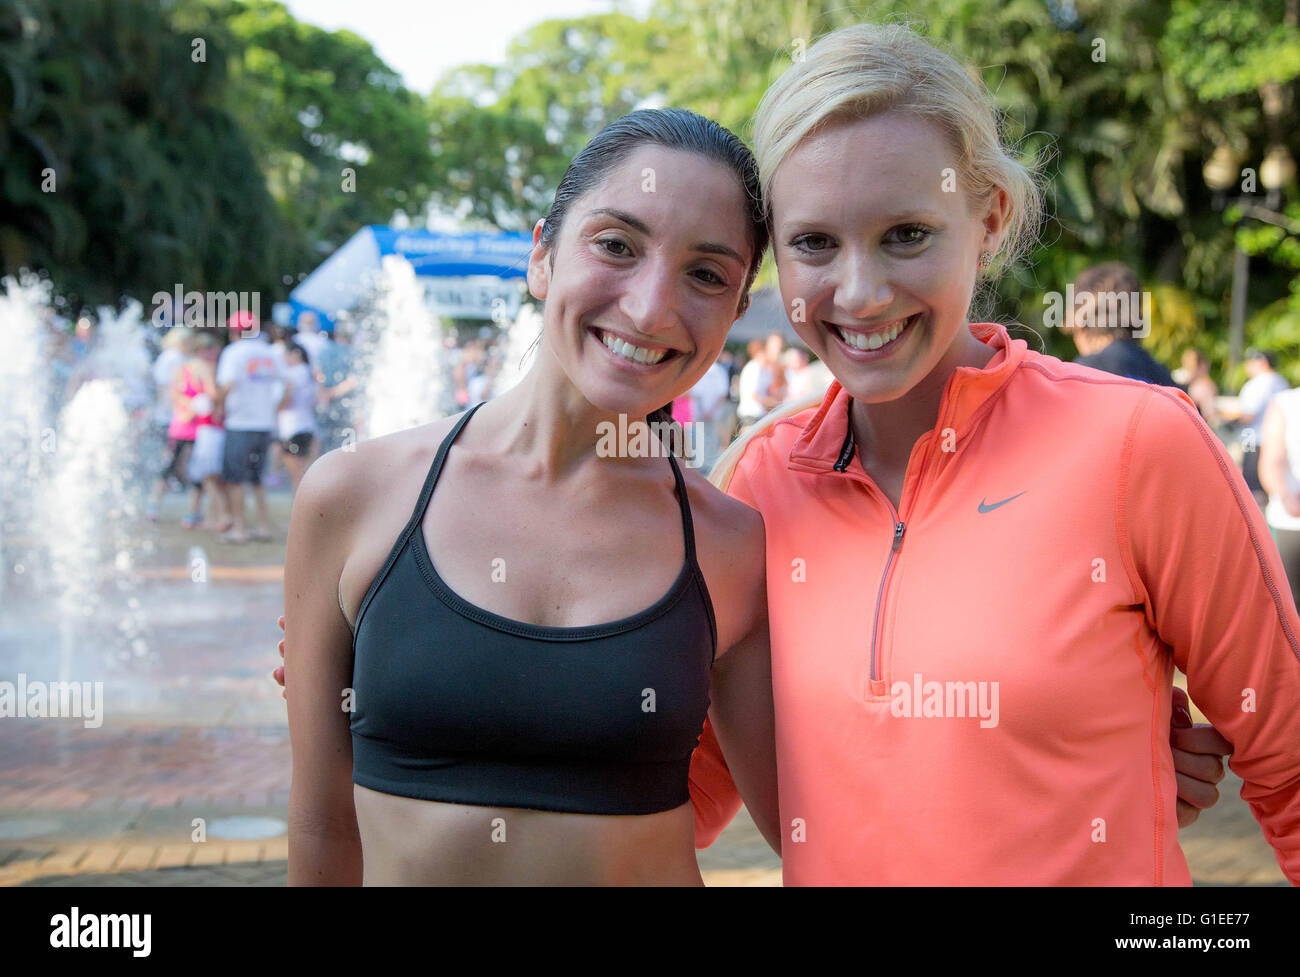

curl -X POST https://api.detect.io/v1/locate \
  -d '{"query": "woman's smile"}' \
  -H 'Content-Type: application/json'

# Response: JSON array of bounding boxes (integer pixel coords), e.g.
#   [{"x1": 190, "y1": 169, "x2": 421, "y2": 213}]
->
[
  {"x1": 825, "y1": 312, "x2": 922, "y2": 359},
  {"x1": 587, "y1": 325, "x2": 682, "y2": 370}
]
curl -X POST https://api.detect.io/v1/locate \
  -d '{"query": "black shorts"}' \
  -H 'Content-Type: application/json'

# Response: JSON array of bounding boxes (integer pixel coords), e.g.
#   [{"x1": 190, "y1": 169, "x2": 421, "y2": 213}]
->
[
  {"x1": 281, "y1": 431, "x2": 315, "y2": 456},
  {"x1": 160, "y1": 436, "x2": 195, "y2": 484},
  {"x1": 222, "y1": 429, "x2": 272, "y2": 485}
]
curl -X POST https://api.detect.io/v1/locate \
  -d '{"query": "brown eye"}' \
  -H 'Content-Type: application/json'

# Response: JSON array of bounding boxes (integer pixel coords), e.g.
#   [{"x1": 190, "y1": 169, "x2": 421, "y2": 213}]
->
[{"x1": 598, "y1": 238, "x2": 631, "y2": 256}]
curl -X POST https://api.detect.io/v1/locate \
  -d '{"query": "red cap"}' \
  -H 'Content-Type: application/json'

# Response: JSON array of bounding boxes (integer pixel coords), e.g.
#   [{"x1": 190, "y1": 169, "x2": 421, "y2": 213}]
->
[{"x1": 227, "y1": 310, "x2": 258, "y2": 332}]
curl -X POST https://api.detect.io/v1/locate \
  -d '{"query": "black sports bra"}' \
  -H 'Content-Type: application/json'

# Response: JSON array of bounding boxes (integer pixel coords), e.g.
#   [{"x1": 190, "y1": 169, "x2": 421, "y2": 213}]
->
[{"x1": 349, "y1": 403, "x2": 718, "y2": 815}]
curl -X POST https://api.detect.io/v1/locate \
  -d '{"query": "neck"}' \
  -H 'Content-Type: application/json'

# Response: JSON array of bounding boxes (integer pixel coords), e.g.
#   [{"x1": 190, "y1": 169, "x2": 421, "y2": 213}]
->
[
  {"x1": 483, "y1": 339, "x2": 652, "y2": 480},
  {"x1": 850, "y1": 324, "x2": 994, "y2": 471}
]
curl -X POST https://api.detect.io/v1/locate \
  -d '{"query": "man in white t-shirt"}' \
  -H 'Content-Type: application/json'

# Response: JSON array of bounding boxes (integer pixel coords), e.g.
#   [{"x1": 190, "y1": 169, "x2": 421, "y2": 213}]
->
[
  {"x1": 216, "y1": 312, "x2": 287, "y2": 543},
  {"x1": 1226, "y1": 347, "x2": 1291, "y2": 506}
]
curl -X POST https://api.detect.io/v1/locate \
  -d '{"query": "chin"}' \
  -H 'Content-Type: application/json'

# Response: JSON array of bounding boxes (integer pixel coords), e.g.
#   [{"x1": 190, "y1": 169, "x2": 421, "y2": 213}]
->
[
  {"x1": 579, "y1": 377, "x2": 670, "y2": 419},
  {"x1": 830, "y1": 370, "x2": 918, "y2": 405}
]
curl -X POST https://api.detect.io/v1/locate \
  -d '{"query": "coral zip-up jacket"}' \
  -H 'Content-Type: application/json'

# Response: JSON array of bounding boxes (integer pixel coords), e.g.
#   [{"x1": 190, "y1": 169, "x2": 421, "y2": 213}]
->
[{"x1": 689, "y1": 321, "x2": 1300, "y2": 885}]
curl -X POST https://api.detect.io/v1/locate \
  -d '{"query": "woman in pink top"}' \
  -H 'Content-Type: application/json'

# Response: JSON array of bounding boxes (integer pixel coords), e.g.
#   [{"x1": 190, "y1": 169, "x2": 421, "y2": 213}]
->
[{"x1": 182, "y1": 332, "x2": 232, "y2": 532}]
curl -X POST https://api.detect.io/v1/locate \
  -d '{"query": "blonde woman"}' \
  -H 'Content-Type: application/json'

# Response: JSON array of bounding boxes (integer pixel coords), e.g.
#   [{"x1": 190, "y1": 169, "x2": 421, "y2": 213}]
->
[{"x1": 690, "y1": 23, "x2": 1298, "y2": 885}]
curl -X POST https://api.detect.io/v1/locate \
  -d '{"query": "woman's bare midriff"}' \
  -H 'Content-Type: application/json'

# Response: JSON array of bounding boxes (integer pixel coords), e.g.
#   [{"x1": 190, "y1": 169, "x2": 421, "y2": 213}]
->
[{"x1": 353, "y1": 785, "x2": 702, "y2": 885}]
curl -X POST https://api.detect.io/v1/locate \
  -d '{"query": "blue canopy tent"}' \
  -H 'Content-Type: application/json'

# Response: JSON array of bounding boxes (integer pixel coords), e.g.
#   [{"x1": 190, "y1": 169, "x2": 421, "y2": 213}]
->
[{"x1": 288, "y1": 226, "x2": 533, "y2": 327}]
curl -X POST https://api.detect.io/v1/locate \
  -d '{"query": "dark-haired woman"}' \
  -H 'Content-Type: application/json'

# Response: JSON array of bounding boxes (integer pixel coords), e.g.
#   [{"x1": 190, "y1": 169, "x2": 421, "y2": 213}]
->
[{"x1": 284, "y1": 109, "x2": 779, "y2": 884}]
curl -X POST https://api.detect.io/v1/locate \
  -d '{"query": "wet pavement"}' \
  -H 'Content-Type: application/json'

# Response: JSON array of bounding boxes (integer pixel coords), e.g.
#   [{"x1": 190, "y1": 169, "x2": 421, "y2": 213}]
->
[{"x1": 0, "y1": 486, "x2": 1283, "y2": 886}]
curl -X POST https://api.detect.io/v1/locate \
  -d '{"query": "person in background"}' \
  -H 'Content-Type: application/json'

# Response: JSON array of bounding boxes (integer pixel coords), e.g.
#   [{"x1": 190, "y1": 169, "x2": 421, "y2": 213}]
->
[
  {"x1": 188, "y1": 332, "x2": 231, "y2": 532},
  {"x1": 1224, "y1": 348, "x2": 1291, "y2": 508},
  {"x1": 276, "y1": 342, "x2": 319, "y2": 495},
  {"x1": 215, "y1": 311, "x2": 285, "y2": 543},
  {"x1": 1067, "y1": 262, "x2": 1175, "y2": 386},
  {"x1": 169, "y1": 334, "x2": 211, "y2": 528},
  {"x1": 314, "y1": 319, "x2": 359, "y2": 453},
  {"x1": 781, "y1": 346, "x2": 831, "y2": 403},
  {"x1": 1260, "y1": 388, "x2": 1300, "y2": 608},
  {"x1": 763, "y1": 331, "x2": 788, "y2": 403},
  {"x1": 264, "y1": 322, "x2": 293, "y2": 490},
  {"x1": 146, "y1": 327, "x2": 190, "y2": 520},
  {"x1": 1174, "y1": 348, "x2": 1221, "y2": 429},
  {"x1": 691, "y1": 357, "x2": 733, "y2": 472},
  {"x1": 294, "y1": 311, "x2": 329, "y2": 372},
  {"x1": 737, "y1": 335, "x2": 785, "y2": 429}
]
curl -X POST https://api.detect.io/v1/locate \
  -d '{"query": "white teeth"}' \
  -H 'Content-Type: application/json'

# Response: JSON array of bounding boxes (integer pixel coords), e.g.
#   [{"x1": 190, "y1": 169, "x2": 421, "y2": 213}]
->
[
  {"x1": 837, "y1": 315, "x2": 914, "y2": 351},
  {"x1": 600, "y1": 331, "x2": 668, "y2": 365}
]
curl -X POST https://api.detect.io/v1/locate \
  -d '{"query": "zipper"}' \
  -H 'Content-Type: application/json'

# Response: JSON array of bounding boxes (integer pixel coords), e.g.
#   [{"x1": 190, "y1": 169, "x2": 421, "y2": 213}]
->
[
  {"x1": 835, "y1": 417, "x2": 940, "y2": 699},
  {"x1": 869, "y1": 513, "x2": 906, "y2": 694}
]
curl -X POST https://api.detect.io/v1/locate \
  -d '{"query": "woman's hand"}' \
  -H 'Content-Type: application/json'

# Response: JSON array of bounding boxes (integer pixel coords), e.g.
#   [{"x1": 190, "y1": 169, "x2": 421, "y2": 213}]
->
[
  {"x1": 1171, "y1": 685, "x2": 1231, "y2": 828},
  {"x1": 273, "y1": 614, "x2": 286, "y2": 700}
]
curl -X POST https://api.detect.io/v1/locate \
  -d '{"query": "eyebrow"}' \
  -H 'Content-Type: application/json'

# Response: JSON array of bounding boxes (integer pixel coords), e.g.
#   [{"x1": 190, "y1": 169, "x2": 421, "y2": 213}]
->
[
  {"x1": 586, "y1": 208, "x2": 746, "y2": 265},
  {"x1": 777, "y1": 208, "x2": 945, "y2": 229}
]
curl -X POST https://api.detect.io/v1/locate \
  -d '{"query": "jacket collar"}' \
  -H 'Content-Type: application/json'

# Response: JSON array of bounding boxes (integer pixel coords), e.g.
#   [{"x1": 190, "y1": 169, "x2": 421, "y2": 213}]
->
[{"x1": 787, "y1": 322, "x2": 1028, "y2": 474}]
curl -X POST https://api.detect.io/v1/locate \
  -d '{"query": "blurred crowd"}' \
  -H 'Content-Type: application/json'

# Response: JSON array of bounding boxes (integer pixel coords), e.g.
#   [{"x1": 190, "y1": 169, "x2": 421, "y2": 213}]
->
[
  {"x1": 137, "y1": 310, "x2": 358, "y2": 543},
  {"x1": 44, "y1": 263, "x2": 1300, "y2": 594}
]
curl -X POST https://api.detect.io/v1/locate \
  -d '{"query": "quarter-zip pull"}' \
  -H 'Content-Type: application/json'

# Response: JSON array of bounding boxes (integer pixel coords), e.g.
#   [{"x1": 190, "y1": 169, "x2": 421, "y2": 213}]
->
[{"x1": 869, "y1": 517, "x2": 906, "y2": 693}]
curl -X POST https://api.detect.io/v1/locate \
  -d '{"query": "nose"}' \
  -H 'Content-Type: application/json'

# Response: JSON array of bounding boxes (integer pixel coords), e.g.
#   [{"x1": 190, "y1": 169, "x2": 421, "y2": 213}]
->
[
  {"x1": 833, "y1": 248, "x2": 894, "y2": 321},
  {"x1": 619, "y1": 258, "x2": 678, "y2": 336}
]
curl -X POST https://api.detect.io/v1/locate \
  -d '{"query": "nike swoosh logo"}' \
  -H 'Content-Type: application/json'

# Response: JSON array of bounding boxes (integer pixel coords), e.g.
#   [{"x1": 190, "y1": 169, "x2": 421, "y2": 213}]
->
[{"x1": 978, "y1": 491, "x2": 1026, "y2": 513}]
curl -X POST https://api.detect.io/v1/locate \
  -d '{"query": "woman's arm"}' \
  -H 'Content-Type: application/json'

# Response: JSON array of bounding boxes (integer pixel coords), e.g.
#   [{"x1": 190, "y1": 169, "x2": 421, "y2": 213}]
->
[
  {"x1": 1126, "y1": 387, "x2": 1300, "y2": 884},
  {"x1": 695, "y1": 451, "x2": 781, "y2": 853},
  {"x1": 277, "y1": 377, "x2": 294, "y2": 414},
  {"x1": 708, "y1": 598, "x2": 780, "y2": 855},
  {"x1": 284, "y1": 451, "x2": 364, "y2": 885}
]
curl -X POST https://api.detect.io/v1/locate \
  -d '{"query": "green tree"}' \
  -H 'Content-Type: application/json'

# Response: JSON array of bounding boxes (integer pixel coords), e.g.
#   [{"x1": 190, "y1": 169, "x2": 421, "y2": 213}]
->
[
  {"x1": 0, "y1": 0, "x2": 279, "y2": 309},
  {"x1": 212, "y1": 0, "x2": 436, "y2": 267}
]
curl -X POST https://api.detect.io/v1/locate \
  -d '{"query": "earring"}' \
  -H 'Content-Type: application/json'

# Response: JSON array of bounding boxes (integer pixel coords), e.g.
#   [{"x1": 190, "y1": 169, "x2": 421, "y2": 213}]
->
[{"x1": 978, "y1": 250, "x2": 993, "y2": 270}]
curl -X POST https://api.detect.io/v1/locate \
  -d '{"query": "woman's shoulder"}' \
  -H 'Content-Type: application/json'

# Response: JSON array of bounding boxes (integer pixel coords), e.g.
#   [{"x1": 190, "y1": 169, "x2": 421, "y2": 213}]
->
[
  {"x1": 680, "y1": 464, "x2": 765, "y2": 585},
  {"x1": 294, "y1": 414, "x2": 463, "y2": 536},
  {"x1": 682, "y1": 464, "x2": 764, "y2": 539}
]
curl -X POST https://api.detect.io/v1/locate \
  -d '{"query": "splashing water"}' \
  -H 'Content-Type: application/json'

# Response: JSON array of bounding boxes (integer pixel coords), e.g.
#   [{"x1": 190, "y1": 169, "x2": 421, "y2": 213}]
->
[
  {"x1": 42, "y1": 381, "x2": 137, "y2": 613},
  {"x1": 492, "y1": 301, "x2": 542, "y2": 396},
  {"x1": 0, "y1": 281, "x2": 153, "y2": 681},
  {"x1": 0, "y1": 274, "x2": 55, "y2": 597},
  {"x1": 356, "y1": 256, "x2": 447, "y2": 439}
]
